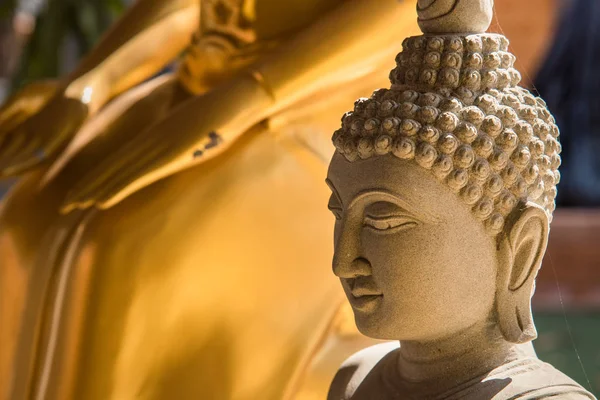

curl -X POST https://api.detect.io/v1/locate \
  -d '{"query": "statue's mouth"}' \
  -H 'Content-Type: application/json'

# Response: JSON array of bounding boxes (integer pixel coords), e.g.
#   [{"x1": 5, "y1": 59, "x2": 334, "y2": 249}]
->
[
  {"x1": 350, "y1": 282, "x2": 382, "y2": 298},
  {"x1": 347, "y1": 277, "x2": 383, "y2": 312},
  {"x1": 348, "y1": 293, "x2": 383, "y2": 313}
]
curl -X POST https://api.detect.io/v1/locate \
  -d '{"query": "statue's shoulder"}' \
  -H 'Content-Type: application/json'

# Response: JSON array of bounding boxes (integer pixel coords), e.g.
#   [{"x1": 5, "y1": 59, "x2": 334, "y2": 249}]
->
[
  {"x1": 514, "y1": 390, "x2": 596, "y2": 400},
  {"x1": 327, "y1": 342, "x2": 399, "y2": 400},
  {"x1": 456, "y1": 357, "x2": 597, "y2": 400},
  {"x1": 328, "y1": 352, "x2": 596, "y2": 400}
]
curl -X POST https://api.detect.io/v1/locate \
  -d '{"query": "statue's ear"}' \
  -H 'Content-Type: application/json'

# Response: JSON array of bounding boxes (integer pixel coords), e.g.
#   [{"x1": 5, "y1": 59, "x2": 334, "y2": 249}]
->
[{"x1": 496, "y1": 202, "x2": 549, "y2": 344}]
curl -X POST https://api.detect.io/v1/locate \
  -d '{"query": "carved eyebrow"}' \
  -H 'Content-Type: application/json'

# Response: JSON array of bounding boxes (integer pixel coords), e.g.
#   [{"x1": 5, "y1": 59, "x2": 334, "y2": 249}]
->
[
  {"x1": 348, "y1": 189, "x2": 441, "y2": 224},
  {"x1": 325, "y1": 179, "x2": 343, "y2": 208}
]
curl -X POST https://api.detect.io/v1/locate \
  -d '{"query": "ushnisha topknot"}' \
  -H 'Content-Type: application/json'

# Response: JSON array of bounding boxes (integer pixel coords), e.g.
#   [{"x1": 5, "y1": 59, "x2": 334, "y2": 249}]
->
[
  {"x1": 417, "y1": 0, "x2": 495, "y2": 34},
  {"x1": 332, "y1": 33, "x2": 560, "y2": 235}
]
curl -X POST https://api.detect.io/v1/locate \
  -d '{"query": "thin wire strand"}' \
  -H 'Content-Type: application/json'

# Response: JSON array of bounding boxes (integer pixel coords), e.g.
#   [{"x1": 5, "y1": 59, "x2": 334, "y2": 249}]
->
[
  {"x1": 549, "y1": 254, "x2": 593, "y2": 392},
  {"x1": 492, "y1": 3, "x2": 593, "y2": 391},
  {"x1": 492, "y1": 6, "x2": 542, "y2": 96}
]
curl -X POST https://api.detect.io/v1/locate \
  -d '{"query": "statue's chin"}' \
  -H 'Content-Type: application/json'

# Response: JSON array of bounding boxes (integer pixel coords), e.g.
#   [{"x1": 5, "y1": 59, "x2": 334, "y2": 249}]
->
[
  {"x1": 354, "y1": 319, "x2": 386, "y2": 340},
  {"x1": 353, "y1": 309, "x2": 403, "y2": 342}
]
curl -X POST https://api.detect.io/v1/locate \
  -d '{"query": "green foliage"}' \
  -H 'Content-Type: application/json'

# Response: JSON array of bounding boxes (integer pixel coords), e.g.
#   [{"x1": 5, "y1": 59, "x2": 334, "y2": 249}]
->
[
  {"x1": 11, "y1": 0, "x2": 126, "y2": 89},
  {"x1": 535, "y1": 312, "x2": 600, "y2": 396},
  {"x1": 0, "y1": 1, "x2": 17, "y2": 18}
]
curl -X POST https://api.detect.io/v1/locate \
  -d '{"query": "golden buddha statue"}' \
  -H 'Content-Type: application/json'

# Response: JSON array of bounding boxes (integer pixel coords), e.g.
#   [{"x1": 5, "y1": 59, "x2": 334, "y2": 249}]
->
[
  {"x1": 0, "y1": 1, "x2": 423, "y2": 399},
  {"x1": 326, "y1": 1, "x2": 596, "y2": 398}
]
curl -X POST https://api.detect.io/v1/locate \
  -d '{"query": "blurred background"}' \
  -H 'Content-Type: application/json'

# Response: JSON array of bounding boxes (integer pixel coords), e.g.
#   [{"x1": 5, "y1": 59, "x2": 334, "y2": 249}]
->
[
  {"x1": 0, "y1": 0, "x2": 132, "y2": 98},
  {"x1": 0, "y1": 0, "x2": 599, "y2": 395}
]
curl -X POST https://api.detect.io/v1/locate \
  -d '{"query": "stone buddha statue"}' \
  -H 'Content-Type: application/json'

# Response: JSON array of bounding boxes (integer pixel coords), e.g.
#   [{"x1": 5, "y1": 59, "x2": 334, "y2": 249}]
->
[
  {"x1": 0, "y1": 1, "x2": 423, "y2": 399},
  {"x1": 326, "y1": 1, "x2": 597, "y2": 399}
]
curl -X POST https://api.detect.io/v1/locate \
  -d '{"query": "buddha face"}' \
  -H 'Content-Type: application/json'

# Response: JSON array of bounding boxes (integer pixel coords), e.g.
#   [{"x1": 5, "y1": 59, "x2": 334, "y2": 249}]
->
[
  {"x1": 327, "y1": 153, "x2": 499, "y2": 341},
  {"x1": 201, "y1": 0, "x2": 343, "y2": 42}
]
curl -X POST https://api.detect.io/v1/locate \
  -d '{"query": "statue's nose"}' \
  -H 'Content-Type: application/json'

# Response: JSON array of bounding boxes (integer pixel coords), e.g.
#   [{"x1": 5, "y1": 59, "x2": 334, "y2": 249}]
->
[
  {"x1": 333, "y1": 255, "x2": 372, "y2": 279},
  {"x1": 332, "y1": 212, "x2": 371, "y2": 278}
]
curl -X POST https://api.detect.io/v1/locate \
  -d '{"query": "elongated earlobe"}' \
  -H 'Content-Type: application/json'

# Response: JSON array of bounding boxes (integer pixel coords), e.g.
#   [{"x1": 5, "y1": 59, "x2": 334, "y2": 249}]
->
[{"x1": 495, "y1": 202, "x2": 549, "y2": 344}]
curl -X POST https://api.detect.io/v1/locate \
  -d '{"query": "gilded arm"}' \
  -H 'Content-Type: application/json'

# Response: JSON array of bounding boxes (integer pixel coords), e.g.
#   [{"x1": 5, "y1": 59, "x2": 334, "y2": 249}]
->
[
  {"x1": 256, "y1": 0, "x2": 419, "y2": 110},
  {"x1": 65, "y1": 0, "x2": 199, "y2": 112},
  {"x1": 62, "y1": 0, "x2": 419, "y2": 211},
  {"x1": 158, "y1": 0, "x2": 420, "y2": 140},
  {"x1": 0, "y1": 0, "x2": 199, "y2": 177}
]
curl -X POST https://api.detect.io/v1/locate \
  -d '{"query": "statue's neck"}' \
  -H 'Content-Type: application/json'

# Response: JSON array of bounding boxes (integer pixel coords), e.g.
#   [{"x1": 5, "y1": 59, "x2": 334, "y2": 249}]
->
[{"x1": 395, "y1": 319, "x2": 532, "y2": 394}]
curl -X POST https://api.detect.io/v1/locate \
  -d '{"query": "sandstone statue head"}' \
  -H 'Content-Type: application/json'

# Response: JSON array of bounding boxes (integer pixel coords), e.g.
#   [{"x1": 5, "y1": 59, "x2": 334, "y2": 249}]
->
[{"x1": 326, "y1": 25, "x2": 560, "y2": 345}]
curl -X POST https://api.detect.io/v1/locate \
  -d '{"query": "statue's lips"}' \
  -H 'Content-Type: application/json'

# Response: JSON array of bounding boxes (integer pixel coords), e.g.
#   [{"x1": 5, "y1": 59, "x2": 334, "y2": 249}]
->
[
  {"x1": 351, "y1": 285, "x2": 382, "y2": 298},
  {"x1": 343, "y1": 278, "x2": 383, "y2": 311},
  {"x1": 349, "y1": 294, "x2": 383, "y2": 313},
  {"x1": 349, "y1": 276, "x2": 382, "y2": 297}
]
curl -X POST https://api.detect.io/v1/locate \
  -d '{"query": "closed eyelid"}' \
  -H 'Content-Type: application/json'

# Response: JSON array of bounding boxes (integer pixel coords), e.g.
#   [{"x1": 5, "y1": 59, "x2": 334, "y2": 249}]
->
[
  {"x1": 325, "y1": 179, "x2": 343, "y2": 208},
  {"x1": 364, "y1": 202, "x2": 413, "y2": 218},
  {"x1": 328, "y1": 195, "x2": 342, "y2": 210},
  {"x1": 349, "y1": 190, "x2": 440, "y2": 224},
  {"x1": 363, "y1": 214, "x2": 419, "y2": 233},
  {"x1": 327, "y1": 194, "x2": 343, "y2": 221}
]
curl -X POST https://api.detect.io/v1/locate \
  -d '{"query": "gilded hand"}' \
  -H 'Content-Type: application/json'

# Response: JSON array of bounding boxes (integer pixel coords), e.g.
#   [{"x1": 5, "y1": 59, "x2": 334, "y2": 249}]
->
[
  {"x1": 0, "y1": 89, "x2": 89, "y2": 177},
  {"x1": 61, "y1": 75, "x2": 273, "y2": 213},
  {"x1": 0, "y1": 80, "x2": 59, "y2": 136}
]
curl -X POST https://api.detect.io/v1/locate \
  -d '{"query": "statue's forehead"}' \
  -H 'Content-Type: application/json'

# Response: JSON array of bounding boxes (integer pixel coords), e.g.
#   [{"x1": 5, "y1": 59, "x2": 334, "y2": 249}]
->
[
  {"x1": 328, "y1": 153, "x2": 431, "y2": 188},
  {"x1": 327, "y1": 154, "x2": 464, "y2": 216}
]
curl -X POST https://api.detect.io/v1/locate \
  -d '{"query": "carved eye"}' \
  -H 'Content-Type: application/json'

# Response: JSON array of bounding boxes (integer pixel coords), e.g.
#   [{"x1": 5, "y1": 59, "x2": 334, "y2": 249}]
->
[
  {"x1": 328, "y1": 195, "x2": 343, "y2": 221},
  {"x1": 363, "y1": 215, "x2": 418, "y2": 233},
  {"x1": 329, "y1": 207, "x2": 343, "y2": 221}
]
